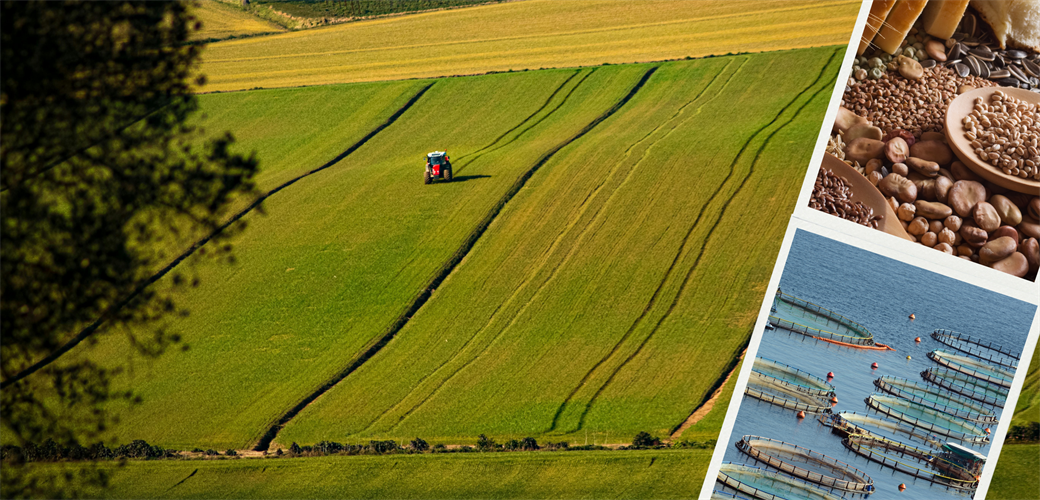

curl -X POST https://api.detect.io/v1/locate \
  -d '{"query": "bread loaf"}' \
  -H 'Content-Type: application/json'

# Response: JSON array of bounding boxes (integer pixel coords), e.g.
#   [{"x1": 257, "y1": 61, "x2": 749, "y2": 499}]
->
[{"x1": 970, "y1": 0, "x2": 1040, "y2": 52}]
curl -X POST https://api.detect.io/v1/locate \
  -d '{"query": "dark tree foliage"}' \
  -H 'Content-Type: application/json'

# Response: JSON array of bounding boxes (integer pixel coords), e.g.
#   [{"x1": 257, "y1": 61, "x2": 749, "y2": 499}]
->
[
  {"x1": 408, "y1": 437, "x2": 429, "y2": 452},
  {"x1": 631, "y1": 432, "x2": 661, "y2": 448},
  {"x1": 1, "y1": 1, "x2": 260, "y2": 497}
]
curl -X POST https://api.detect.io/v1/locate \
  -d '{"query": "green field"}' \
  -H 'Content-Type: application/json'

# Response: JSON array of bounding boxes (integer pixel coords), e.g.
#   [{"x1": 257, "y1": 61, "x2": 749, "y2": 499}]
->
[
  {"x1": 198, "y1": 0, "x2": 858, "y2": 91},
  {"x1": 29, "y1": 449, "x2": 713, "y2": 499},
  {"x1": 1009, "y1": 344, "x2": 1039, "y2": 428},
  {"x1": 277, "y1": 48, "x2": 840, "y2": 447},
  {"x1": 19, "y1": 46, "x2": 842, "y2": 453}
]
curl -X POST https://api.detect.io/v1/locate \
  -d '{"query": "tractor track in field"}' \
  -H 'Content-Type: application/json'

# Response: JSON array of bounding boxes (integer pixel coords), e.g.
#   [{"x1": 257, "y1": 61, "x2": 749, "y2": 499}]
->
[
  {"x1": 454, "y1": 69, "x2": 596, "y2": 175},
  {"x1": 557, "y1": 48, "x2": 840, "y2": 432},
  {"x1": 0, "y1": 83, "x2": 435, "y2": 391},
  {"x1": 258, "y1": 66, "x2": 658, "y2": 450},
  {"x1": 366, "y1": 60, "x2": 715, "y2": 430},
  {"x1": 454, "y1": 70, "x2": 580, "y2": 165},
  {"x1": 166, "y1": 468, "x2": 199, "y2": 492},
  {"x1": 546, "y1": 56, "x2": 751, "y2": 432}
]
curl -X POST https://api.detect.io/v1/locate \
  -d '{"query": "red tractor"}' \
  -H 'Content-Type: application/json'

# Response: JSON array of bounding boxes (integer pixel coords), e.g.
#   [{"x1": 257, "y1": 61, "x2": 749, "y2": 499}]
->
[{"x1": 424, "y1": 151, "x2": 453, "y2": 184}]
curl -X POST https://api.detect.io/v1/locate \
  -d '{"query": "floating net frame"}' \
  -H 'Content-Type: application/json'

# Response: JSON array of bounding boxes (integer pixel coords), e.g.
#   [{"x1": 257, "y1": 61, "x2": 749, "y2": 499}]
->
[
  {"x1": 751, "y1": 358, "x2": 835, "y2": 396},
  {"x1": 928, "y1": 350, "x2": 1014, "y2": 388},
  {"x1": 874, "y1": 376, "x2": 997, "y2": 423},
  {"x1": 931, "y1": 329, "x2": 1020, "y2": 369},
  {"x1": 828, "y1": 412, "x2": 946, "y2": 448},
  {"x1": 865, "y1": 394, "x2": 989, "y2": 444},
  {"x1": 841, "y1": 436, "x2": 979, "y2": 492},
  {"x1": 768, "y1": 291, "x2": 887, "y2": 349},
  {"x1": 710, "y1": 490, "x2": 755, "y2": 500},
  {"x1": 735, "y1": 435, "x2": 874, "y2": 493},
  {"x1": 921, "y1": 368, "x2": 1007, "y2": 408},
  {"x1": 717, "y1": 462, "x2": 843, "y2": 500},
  {"x1": 745, "y1": 373, "x2": 833, "y2": 414}
]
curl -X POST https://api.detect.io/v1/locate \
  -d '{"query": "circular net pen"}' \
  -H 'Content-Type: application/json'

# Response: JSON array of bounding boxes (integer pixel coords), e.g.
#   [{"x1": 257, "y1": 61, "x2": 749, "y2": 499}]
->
[
  {"x1": 828, "y1": 412, "x2": 945, "y2": 448},
  {"x1": 874, "y1": 376, "x2": 997, "y2": 423},
  {"x1": 931, "y1": 329, "x2": 1020, "y2": 370},
  {"x1": 842, "y1": 436, "x2": 979, "y2": 492},
  {"x1": 928, "y1": 350, "x2": 1015, "y2": 388},
  {"x1": 717, "y1": 463, "x2": 843, "y2": 500},
  {"x1": 735, "y1": 435, "x2": 874, "y2": 493},
  {"x1": 768, "y1": 291, "x2": 892, "y2": 350},
  {"x1": 745, "y1": 372, "x2": 834, "y2": 414},
  {"x1": 752, "y1": 357, "x2": 835, "y2": 396},
  {"x1": 921, "y1": 368, "x2": 1008, "y2": 408},
  {"x1": 865, "y1": 394, "x2": 989, "y2": 444}
]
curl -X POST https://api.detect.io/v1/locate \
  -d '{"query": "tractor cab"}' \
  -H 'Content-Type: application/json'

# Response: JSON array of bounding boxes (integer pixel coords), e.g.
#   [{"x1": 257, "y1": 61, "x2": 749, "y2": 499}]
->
[{"x1": 424, "y1": 151, "x2": 453, "y2": 184}]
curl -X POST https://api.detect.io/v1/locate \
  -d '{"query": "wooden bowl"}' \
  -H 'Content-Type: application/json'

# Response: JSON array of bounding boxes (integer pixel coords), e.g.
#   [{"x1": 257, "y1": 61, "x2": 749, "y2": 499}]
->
[
  {"x1": 819, "y1": 153, "x2": 912, "y2": 241},
  {"x1": 944, "y1": 86, "x2": 1040, "y2": 195}
]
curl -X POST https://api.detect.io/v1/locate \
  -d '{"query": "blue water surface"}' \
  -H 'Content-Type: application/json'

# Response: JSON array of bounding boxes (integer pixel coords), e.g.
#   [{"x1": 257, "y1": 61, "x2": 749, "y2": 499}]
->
[{"x1": 718, "y1": 230, "x2": 1036, "y2": 500}]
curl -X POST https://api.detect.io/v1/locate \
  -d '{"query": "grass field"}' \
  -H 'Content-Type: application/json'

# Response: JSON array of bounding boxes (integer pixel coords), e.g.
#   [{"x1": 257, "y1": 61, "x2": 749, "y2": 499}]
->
[
  {"x1": 989, "y1": 443, "x2": 1040, "y2": 500},
  {"x1": 23, "y1": 46, "x2": 842, "y2": 453},
  {"x1": 1009, "y1": 343, "x2": 1039, "y2": 428},
  {"x1": 53, "y1": 65, "x2": 650, "y2": 450},
  {"x1": 277, "y1": 47, "x2": 841, "y2": 447},
  {"x1": 31, "y1": 449, "x2": 712, "y2": 499},
  {"x1": 191, "y1": 1, "x2": 285, "y2": 42},
  {"x1": 197, "y1": 0, "x2": 858, "y2": 91}
]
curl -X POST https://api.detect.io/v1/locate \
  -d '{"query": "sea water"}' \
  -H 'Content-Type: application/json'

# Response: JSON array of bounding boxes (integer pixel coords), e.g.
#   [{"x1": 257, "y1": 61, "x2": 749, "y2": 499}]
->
[{"x1": 717, "y1": 230, "x2": 1037, "y2": 500}]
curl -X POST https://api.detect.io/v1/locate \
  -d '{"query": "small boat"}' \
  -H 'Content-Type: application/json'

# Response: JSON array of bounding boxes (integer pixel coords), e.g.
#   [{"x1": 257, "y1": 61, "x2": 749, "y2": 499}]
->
[
  {"x1": 827, "y1": 412, "x2": 945, "y2": 448},
  {"x1": 752, "y1": 357, "x2": 834, "y2": 396},
  {"x1": 931, "y1": 329, "x2": 1019, "y2": 369},
  {"x1": 717, "y1": 462, "x2": 843, "y2": 500},
  {"x1": 735, "y1": 435, "x2": 874, "y2": 493},
  {"x1": 928, "y1": 350, "x2": 1015, "y2": 388},
  {"x1": 842, "y1": 436, "x2": 979, "y2": 492},
  {"x1": 745, "y1": 372, "x2": 833, "y2": 414},
  {"x1": 866, "y1": 394, "x2": 989, "y2": 444},
  {"x1": 874, "y1": 376, "x2": 997, "y2": 423},
  {"x1": 921, "y1": 368, "x2": 1008, "y2": 408}
]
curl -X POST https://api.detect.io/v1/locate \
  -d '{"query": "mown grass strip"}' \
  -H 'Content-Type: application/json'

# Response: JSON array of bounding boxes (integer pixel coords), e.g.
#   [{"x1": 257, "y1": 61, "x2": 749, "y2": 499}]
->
[
  {"x1": 0, "y1": 83, "x2": 434, "y2": 391},
  {"x1": 254, "y1": 66, "x2": 658, "y2": 451}
]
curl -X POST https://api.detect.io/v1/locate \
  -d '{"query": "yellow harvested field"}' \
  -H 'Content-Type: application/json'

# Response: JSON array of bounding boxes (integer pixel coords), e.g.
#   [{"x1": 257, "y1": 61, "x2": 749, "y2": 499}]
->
[
  {"x1": 191, "y1": 1, "x2": 284, "y2": 41},
  {"x1": 199, "y1": 0, "x2": 859, "y2": 91}
]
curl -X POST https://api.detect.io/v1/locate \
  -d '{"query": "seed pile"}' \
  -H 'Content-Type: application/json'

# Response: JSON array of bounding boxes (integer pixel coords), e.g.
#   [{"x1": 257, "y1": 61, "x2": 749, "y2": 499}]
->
[
  {"x1": 842, "y1": 66, "x2": 995, "y2": 136},
  {"x1": 811, "y1": 168, "x2": 881, "y2": 228},
  {"x1": 963, "y1": 90, "x2": 1040, "y2": 180}
]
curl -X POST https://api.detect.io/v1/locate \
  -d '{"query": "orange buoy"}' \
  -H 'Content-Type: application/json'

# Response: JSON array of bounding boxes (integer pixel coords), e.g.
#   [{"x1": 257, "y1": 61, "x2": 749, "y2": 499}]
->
[
  {"x1": 871, "y1": 362, "x2": 879, "y2": 369},
  {"x1": 830, "y1": 396, "x2": 839, "y2": 404},
  {"x1": 985, "y1": 428, "x2": 991, "y2": 434},
  {"x1": 909, "y1": 313, "x2": 915, "y2": 320},
  {"x1": 827, "y1": 371, "x2": 835, "y2": 379},
  {"x1": 907, "y1": 355, "x2": 912, "y2": 360},
  {"x1": 797, "y1": 410, "x2": 806, "y2": 419},
  {"x1": 914, "y1": 337, "x2": 921, "y2": 343},
  {"x1": 898, "y1": 483, "x2": 906, "y2": 491}
]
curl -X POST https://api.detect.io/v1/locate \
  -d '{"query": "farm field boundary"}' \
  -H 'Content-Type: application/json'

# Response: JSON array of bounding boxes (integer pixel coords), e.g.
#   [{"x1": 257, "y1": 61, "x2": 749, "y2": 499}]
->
[{"x1": 198, "y1": 0, "x2": 859, "y2": 91}]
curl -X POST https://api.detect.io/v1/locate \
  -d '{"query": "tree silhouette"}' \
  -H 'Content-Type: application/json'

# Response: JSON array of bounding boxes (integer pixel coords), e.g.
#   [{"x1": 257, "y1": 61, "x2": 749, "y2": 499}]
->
[{"x1": 1, "y1": 2, "x2": 260, "y2": 496}]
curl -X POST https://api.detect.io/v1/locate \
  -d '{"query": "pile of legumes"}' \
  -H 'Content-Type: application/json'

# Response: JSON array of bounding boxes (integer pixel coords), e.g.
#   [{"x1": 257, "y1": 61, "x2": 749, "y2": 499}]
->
[{"x1": 816, "y1": 3, "x2": 1040, "y2": 280}]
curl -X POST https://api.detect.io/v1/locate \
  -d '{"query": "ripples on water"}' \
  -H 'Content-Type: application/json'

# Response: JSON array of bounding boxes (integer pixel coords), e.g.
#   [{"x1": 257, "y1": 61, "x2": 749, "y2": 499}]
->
[{"x1": 718, "y1": 230, "x2": 1036, "y2": 500}]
